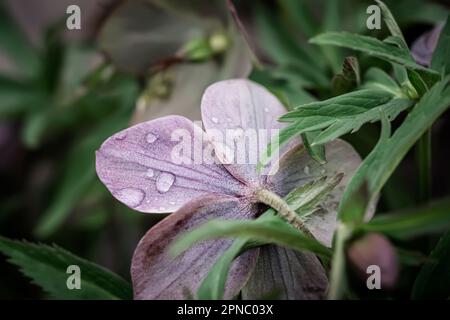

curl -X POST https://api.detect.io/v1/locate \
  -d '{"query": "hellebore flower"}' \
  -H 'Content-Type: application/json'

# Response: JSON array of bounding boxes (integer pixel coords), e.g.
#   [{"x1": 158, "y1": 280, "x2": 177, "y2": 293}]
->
[
  {"x1": 411, "y1": 23, "x2": 444, "y2": 66},
  {"x1": 96, "y1": 79, "x2": 361, "y2": 299}
]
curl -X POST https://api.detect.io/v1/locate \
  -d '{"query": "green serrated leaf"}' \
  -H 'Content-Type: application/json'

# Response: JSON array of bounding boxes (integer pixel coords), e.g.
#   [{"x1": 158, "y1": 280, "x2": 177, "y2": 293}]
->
[
  {"x1": 365, "y1": 77, "x2": 450, "y2": 200},
  {"x1": 0, "y1": 236, "x2": 132, "y2": 299},
  {"x1": 310, "y1": 32, "x2": 439, "y2": 77},
  {"x1": 278, "y1": 90, "x2": 412, "y2": 146}
]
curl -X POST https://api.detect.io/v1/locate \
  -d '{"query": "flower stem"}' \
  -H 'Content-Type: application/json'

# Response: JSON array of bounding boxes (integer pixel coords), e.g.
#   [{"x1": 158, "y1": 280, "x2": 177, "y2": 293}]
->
[
  {"x1": 416, "y1": 129, "x2": 432, "y2": 203},
  {"x1": 255, "y1": 188, "x2": 315, "y2": 239},
  {"x1": 328, "y1": 223, "x2": 353, "y2": 300}
]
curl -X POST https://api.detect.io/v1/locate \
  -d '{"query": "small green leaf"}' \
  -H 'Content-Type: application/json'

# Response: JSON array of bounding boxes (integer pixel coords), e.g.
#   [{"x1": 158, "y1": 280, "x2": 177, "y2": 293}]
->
[
  {"x1": 301, "y1": 131, "x2": 326, "y2": 164},
  {"x1": 375, "y1": 0, "x2": 408, "y2": 48},
  {"x1": 407, "y1": 69, "x2": 429, "y2": 97},
  {"x1": 0, "y1": 236, "x2": 132, "y2": 299},
  {"x1": 332, "y1": 56, "x2": 360, "y2": 95}
]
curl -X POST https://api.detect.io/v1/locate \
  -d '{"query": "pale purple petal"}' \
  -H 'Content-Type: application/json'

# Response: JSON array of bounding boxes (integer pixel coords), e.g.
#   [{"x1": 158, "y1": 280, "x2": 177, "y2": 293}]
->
[
  {"x1": 242, "y1": 245, "x2": 328, "y2": 300},
  {"x1": 267, "y1": 140, "x2": 362, "y2": 246},
  {"x1": 411, "y1": 23, "x2": 444, "y2": 66},
  {"x1": 96, "y1": 115, "x2": 248, "y2": 213},
  {"x1": 131, "y1": 195, "x2": 259, "y2": 300},
  {"x1": 201, "y1": 79, "x2": 287, "y2": 186}
]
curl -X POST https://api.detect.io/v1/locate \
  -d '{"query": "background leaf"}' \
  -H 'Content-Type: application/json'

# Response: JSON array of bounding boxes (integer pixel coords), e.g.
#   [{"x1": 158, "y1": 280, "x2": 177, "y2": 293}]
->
[
  {"x1": 412, "y1": 232, "x2": 450, "y2": 299},
  {"x1": 0, "y1": 236, "x2": 132, "y2": 299}
]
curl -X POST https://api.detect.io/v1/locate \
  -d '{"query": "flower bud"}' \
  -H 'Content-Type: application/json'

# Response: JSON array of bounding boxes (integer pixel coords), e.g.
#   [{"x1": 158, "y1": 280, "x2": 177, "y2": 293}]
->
[{"x1": 347, "y1": 233, "x2": 399, "y2": 290}]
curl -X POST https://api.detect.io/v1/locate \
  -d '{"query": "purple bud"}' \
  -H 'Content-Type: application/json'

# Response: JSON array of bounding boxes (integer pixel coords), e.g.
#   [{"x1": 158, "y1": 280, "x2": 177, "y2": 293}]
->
[
  {"x1": 347, "y1": 233, "x2": 399, "y2": 290},
  {"x1": 411, "y1": 23, "x2": 444, "y2": 66}
]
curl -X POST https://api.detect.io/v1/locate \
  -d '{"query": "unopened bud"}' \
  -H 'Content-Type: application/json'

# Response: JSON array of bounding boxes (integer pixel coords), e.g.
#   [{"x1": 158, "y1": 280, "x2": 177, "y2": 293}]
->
[
  {"x1": 209, "y1": 32, "x2": 230, "y2": 54},
  {"x1": 347, "y1": 233, "x2": 399, "y2": 290}
]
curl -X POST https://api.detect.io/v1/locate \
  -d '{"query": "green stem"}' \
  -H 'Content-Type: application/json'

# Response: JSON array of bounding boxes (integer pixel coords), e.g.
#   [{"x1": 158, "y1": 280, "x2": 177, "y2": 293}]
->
[
  {"x1": 328, "y1": 223, "x2": 353, "y2": 300},
  {"x1": 417, "y1": 129, "x2": 432, "y2": 203}
]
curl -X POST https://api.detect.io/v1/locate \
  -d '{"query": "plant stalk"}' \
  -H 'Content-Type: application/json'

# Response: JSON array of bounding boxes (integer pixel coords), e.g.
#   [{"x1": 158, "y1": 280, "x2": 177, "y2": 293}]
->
[
  {"x1": 255, "y1": 188, "x2": 315, "y2": 239},
  {"x1": 417, "y1": 129, "x2": 432, "y2": 203}
]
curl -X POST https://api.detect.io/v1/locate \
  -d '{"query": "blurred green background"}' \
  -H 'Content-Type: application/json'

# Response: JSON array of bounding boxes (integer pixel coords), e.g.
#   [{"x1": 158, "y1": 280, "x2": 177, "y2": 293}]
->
[{"x1": 0, "y1": 0, "x2": 449, "y2": 299}]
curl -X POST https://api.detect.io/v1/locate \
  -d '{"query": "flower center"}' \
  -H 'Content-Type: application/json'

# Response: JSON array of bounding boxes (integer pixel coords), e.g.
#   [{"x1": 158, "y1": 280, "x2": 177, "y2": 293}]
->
[{"x1": 254, "y1": 188, "x2": 315, "y2": 239}]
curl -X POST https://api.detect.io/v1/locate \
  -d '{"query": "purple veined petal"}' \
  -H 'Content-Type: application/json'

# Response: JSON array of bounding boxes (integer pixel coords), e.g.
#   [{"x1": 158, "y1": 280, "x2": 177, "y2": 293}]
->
[
  {"x1": 96, "y1": 115, "x2": 249, "y2": 213},
  {"x1": 242, "y1": 245, "x2": 328, "y2": 300},
  {"x1": 267, "y1": 140, "x2": 362, "y2": 247},
  {"x1": 411, "y1": 23, "x2": 444, "y2": 66},
  {"x1": 201, "y1": 79, "x2": 287, "y2": 186},
  {"x1": 131, "y1": 194, "x2": 260, "y2": 300}
]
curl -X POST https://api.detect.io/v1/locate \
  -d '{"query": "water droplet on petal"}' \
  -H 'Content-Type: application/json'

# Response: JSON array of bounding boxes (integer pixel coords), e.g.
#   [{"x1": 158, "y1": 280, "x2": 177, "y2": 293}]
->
[
  {"x1": 304, "y1": 165, "x2": 310, "y2": 175},
  {"x1": 169, "y1": 201, "x2": 176, "y2": 205},
  {"x1": 114, "y1": 188, "x2": 144, "y2": 208},
  {"x1": 211, "y1": 117, "x2": 219, "y2": 124},
  {"x1": 145, "y1": 168, "x2": 154, "y2": 178},
  {"x1": 156, "y1": 172, "x2": 175, "y2": 193},
  {"x1": 264, "y1": 107, "x2": 269, "y2": 113},
  {"x1": 146, "y1": 132, "x2": 158, "y2": 144}
]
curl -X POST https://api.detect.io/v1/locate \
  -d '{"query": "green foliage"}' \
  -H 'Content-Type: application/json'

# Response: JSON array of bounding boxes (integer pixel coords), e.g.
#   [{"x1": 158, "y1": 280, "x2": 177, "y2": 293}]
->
[
  {"x1": 431, "y1": 15, "x2": 450, "y2": 76},
  {"x1": 412, "y1": 232, "x2": 450, "y2": 299},
  {"x1": 0, "y1": 236, "x2": 132, "y2": 299},
  {"x1": 362, "y1": 198, "x2": 450, "y2": 240},
  {"x1": 2, "y1": 0, "x2": 450, "y2": 301}
]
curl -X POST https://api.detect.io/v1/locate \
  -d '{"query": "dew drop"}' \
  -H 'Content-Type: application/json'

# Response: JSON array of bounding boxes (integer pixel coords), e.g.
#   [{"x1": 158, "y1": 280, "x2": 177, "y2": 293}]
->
[
  {"x1": 211, "y1": 117, "x2": 219, "y2": 124},
  {"x1": 264, "y1": 107, "x2": 269, "y2": 113},
  {"x1": 156, "y1": 172, "x2": 175, "y2": 193},
  {"x1": 114, "y1": 188, "x2": 144, "y2": 208},
  {"x1": 145, "y1": 168, "x2": 154, "y2": 178},
  {"x1": 146, "y1": 132, "x2": 158, "y2": 144},
  {"x1": 304, "y1": 165, "x2": 310, "y2": 175}
]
